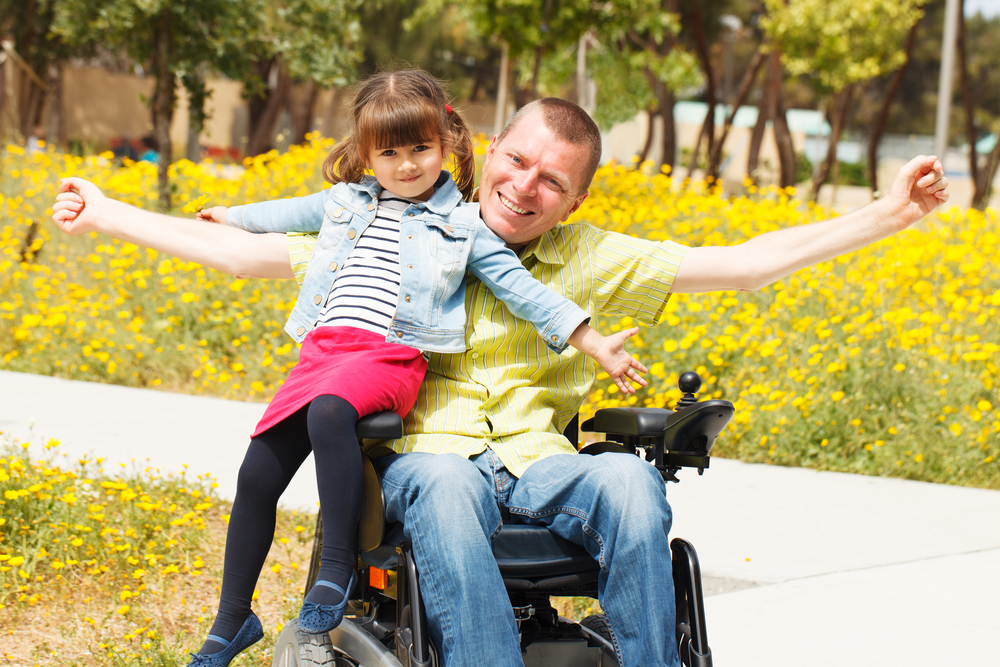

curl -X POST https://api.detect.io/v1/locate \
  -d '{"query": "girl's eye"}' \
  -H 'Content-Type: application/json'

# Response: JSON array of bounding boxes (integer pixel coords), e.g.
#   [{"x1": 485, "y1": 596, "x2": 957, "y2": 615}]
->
[{"x1": 414, "y1": 145, "x2": 428, "y2": 152}]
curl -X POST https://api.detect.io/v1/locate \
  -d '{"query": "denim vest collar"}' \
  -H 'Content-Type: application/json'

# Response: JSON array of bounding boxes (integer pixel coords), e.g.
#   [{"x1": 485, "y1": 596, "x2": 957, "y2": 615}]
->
[{"x1": 343, "y1": 171, "x2": 463, "y2": 215}]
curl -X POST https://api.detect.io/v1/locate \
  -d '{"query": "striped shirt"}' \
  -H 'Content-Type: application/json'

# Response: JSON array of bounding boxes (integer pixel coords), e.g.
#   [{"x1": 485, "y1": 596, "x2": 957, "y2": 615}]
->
[
  {"x1": 288, "y1": 223, "x2": 688, "y2": 478},
  {"x1": 317, "y1": 192, "x2": 419, "y2": 336}
]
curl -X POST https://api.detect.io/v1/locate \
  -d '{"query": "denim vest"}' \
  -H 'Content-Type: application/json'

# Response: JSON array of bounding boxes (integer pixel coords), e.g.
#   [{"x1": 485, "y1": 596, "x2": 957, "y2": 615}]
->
[{"x1": 226, "y1": 172, "x2": 588, "y2": 354}]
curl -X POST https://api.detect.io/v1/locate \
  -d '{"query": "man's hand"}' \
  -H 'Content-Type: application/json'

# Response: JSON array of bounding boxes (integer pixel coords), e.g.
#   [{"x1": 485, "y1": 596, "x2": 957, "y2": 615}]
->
[
  {"x1": 883, "y1": 155, "x2": 950, "y2": 230},
  {"x1": 196, "y1": 206, "x2": 228, "y2": 224},
  {"x1": 568, "y1": 324, "x2": 648, "y2": 395},
  {"x1": 51, "y1": 177, "x2": 110, "y2": 235}
]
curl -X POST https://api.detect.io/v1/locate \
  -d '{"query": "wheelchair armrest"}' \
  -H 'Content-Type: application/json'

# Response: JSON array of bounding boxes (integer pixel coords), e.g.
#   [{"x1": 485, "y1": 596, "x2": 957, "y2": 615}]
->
[
  {"x1": 662, "y1": 400, "x2": 734, "y2": 456},
  {"x1": 356, "y1": 411, "x2": 404, "y2": 440},
  {"x1": 580, "y1": 407, "x2": 673, "y2": 437}
]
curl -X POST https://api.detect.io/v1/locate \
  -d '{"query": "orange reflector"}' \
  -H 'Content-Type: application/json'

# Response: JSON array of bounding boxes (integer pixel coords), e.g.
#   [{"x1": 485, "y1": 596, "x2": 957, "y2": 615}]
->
[{"x1": 369, "y1": 567, "x2": 389, "y2": 590}]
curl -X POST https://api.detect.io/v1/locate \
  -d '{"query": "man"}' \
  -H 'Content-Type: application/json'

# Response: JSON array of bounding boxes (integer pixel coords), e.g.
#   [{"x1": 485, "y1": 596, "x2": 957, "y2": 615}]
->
[{"x1": 53, "y1": 98, "x2": 948, "y2": 666}]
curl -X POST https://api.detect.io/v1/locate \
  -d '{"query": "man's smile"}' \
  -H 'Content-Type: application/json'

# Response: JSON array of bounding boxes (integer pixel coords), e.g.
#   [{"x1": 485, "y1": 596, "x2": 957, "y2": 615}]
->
[{"x1": 499, "y1": 192, "x2": 533, "y2": 216}]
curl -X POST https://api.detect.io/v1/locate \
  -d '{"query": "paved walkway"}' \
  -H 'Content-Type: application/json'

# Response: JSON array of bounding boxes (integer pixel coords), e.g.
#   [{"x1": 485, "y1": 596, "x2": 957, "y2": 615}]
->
[{"x1": 2, "y1": 369, "x2": 998, "y2": 665}]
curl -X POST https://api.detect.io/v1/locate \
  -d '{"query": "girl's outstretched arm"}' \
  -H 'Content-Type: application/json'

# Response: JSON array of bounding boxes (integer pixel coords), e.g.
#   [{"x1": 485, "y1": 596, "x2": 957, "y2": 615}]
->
[
  {"x1": 52, "y1": 177, "x2": 294, "y2": 280},
  {"x1": 568, "y1": 325, "x2": 648, "y2": 395}
]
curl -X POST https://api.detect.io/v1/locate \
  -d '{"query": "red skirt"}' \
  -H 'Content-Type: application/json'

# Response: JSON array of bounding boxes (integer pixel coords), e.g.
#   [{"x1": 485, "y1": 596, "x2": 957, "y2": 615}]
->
[{"x1": 252, "y1": 326, "x2": 427, "y2": 438}]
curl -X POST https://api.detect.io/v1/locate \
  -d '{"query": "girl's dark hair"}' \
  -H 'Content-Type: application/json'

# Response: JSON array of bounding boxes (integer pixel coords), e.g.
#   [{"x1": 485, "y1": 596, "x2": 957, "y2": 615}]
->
[{"x1": 322, "y1": 69, "x2": 476, "y2": 201}]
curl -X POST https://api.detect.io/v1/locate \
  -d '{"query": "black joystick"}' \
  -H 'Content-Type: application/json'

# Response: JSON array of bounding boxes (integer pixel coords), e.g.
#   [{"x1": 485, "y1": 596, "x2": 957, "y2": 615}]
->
[{"x1": 675, "y1": 371, "x2": 701, "y2": 409}]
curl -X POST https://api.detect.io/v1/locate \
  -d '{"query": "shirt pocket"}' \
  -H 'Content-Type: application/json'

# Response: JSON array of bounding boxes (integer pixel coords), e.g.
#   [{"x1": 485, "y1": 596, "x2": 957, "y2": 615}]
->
[
  {"x1": 424, "y1": 217, "x2": 470, "y2": 267},
  {"x1": 318, "y1": 202, "x2": 351, "y2": 249}
]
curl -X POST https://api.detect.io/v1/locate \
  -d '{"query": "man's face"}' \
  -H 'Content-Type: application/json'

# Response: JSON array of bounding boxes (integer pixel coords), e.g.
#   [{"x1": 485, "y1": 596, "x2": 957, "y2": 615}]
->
[{"x1": 478, "y1": 113, "x2": 590, "y2": 250}]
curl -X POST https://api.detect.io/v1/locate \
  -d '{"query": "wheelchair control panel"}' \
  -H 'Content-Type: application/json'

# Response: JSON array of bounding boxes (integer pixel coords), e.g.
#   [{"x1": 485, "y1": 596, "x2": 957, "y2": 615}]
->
[{"x1": 580, "y1": 371, "x2": 735, "y2": 482}]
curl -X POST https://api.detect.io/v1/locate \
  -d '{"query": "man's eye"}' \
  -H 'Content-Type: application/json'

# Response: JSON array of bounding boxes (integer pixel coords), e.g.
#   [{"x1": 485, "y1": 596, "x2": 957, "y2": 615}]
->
[{"x1": 510, "y1": 155, "x2": 522, "y2": 164}]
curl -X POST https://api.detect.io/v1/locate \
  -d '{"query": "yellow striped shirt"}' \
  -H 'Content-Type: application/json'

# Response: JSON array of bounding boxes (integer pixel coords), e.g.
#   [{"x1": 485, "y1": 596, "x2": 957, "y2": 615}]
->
[{"x1": 287, "y1": 224, "x2": 688, "y2": 477}]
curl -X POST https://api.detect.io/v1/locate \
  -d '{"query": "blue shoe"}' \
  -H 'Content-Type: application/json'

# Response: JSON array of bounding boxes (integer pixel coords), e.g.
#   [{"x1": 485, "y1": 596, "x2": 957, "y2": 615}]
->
[
  {"x1": 187, "y1": 611, "x2": 264, "y2": 667},
  {"x1": 298, "y1": 570, "x2": 357, "y2": 634}
]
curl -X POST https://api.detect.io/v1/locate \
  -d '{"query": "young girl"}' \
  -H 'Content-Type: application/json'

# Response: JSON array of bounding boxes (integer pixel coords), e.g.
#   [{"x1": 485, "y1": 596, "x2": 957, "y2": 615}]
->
[{"x1": 57, "y1": 70, "x2": 647, "y2": 667}]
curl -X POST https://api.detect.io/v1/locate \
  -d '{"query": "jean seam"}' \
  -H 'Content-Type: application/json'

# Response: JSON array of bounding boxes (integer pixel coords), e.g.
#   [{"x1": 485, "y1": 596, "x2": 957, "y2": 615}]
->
[{"x1": 507, "y1": 506, "x2": 608, "y2": 572}]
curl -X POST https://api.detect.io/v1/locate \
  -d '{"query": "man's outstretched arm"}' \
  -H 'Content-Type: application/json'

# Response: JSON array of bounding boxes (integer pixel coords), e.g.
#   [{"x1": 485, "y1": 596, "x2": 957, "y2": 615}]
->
[
  {"x1": 51, "y1": 177, "x2": 294, "y2": 280},
  {"x1": 671, "y1": 155, "x2": 949, "y2": 294}
]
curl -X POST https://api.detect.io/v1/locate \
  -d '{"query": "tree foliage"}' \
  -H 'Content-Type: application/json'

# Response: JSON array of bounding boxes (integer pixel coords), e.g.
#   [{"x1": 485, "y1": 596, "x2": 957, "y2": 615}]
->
[{"x1": 761, "y1": 0, "x2": 928, "y2": 95}]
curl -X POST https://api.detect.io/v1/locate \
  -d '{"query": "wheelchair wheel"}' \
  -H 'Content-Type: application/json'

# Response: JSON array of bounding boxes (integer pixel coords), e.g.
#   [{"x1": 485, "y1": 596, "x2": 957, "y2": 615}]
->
[
  {"x1": 271, "y1": 619, "x2": 357, "y2": 667},
  {"x1": 580, "y1": 614, "x2": 614, "y2": 643}
]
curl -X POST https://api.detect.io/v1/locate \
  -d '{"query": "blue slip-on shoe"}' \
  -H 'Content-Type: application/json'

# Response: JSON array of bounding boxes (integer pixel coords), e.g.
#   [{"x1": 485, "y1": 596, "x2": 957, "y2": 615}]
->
[
  {"x1": 298, "y1": 570, "x2": 358, "y2": 634},
  {"x1": 186, "y1": 610, "x2": 264, "y2": 667}
]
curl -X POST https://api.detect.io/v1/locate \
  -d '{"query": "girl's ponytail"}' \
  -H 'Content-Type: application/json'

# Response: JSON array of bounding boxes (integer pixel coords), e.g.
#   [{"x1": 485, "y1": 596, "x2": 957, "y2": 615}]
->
[
  {"x1": 322, "y1": 136, "x2": 367, "y2": 186},
  {"x1": 445, "y1": 109, "x2": 476, "y2": 202}
]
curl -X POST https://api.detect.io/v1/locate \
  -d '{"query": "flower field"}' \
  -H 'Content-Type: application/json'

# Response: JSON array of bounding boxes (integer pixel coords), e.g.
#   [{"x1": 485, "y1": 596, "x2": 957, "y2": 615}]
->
[
  {"x1": 1, "y1": 136, "x2": 998, "y2": 663},
  {"x1": 1, "y1": 137, "x2": 998, "y2": 489}
]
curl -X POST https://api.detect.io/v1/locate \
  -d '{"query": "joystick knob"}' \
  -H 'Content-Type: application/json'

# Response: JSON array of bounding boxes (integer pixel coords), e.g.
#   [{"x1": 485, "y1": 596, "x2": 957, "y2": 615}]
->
[{"x1": 676, "y1": 371, "x2": 701, "y2": 409}]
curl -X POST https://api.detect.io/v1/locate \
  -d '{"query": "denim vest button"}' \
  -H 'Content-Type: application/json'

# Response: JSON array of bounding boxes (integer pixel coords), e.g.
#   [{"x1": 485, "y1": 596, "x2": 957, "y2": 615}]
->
[
  {"x1": 407, "y1": 235, "x2": 413, "y2": 240},
  {"x1": 329, "y1": 262, "x2": 337, "y2": 271},
  {"x1": 551, "y1": 335, "x2": 558, "y2": 342},
  {"x1": 332, "y1": 207, "x2": 344, "y2": 218},
  {"x1": 407, "y1": 264, "x2": 413, "y2": 269},
  {"x1": 297, "y1": 327, "x2": 305, "y2": 336},
  {"x1": 367, "y1": 202, "x2": 376, "y2": 211},
  {"x1": 396, "y1": 331, "x2": 403, "y2": 338},
  {"x1": 313, "y1": 294, "x2": 322, "y2": 305},
  {"x1": 404, "y1": 295, "x2": 411, "y2": 302},
  {"x1": 347, "y1": 229, "x2": 357, "y2": 239}
]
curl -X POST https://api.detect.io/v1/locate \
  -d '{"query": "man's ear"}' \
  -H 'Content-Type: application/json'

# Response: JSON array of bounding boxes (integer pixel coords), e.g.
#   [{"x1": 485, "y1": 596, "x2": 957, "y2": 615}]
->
[
  {"x1": 561, "y1": 191, "x2": 589, "y2": 222},
  {"x1": 484, "y1": 135, "x2": 500, "y2": 163}
]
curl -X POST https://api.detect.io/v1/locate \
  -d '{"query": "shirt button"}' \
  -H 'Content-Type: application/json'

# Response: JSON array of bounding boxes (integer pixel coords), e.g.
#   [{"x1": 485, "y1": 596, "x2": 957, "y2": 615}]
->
[
  {"x1": 313, "y1": 294, "x2": 322, "y2": 305},
  {"x1": 367, "y1": 202, "x2": 376, "y2": 211},
  {"x1": 329, "y1": 262, "x2": 338, "y2": 271},
  {"x1": 404, "y1": 295, "x2": 411, "y2": 302},
  {"x1": 472, "y1": 352, "x2": 479, "y2": 359},
  {"x1": 296, "y1": 327, "x2": 305, "y2": 336},
  {"x1": 347, "y1": 229, "x2": 356, "y2": 239}
]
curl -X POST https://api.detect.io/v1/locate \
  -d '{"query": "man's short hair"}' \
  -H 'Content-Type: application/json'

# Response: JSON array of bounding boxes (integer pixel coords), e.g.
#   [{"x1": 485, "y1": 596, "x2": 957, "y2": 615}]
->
[{"x1": 496, "y1": 98, "x2": 602, "y2": 194}]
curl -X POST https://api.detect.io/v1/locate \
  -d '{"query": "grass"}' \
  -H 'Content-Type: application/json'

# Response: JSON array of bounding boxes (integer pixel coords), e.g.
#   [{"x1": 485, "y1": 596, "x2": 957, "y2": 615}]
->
[{"x1": 0, "y1": 439, "x2": 313, "y2": 666}]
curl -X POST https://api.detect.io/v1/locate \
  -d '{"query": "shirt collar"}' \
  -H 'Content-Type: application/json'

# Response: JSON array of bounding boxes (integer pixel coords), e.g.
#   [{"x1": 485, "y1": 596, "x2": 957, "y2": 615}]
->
[{"x1": 519, "y1": 226, "x2": 568, "y2": 266}]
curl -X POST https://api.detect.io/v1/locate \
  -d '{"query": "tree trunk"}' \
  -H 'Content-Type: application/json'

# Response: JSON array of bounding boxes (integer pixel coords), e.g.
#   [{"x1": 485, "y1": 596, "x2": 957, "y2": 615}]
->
[
  {"x1": 811, "y1": 85, "x2": 854, "y2": 201},
  {"x1": 529, "y1": 0, "x2": 556, "y2": 101},
  {"x1": 320, "y1": 86, "x2": 340, "y2": 139},
  {"x1": 708, "y1": 49, "x2": 765, "y2": 180},
  {"x1": 246, "y1": 59, "x2": 292, "y2": 157},
  {"x1": 493, "y1": 41, "x2": 510, "y2": 135},
  {"x1": 690, "y1": 7, "x2": 717, "y2": 166},
  {"x1": 660, "y1": 87, "x2": 676, "y2": 171},
  {"x1": 289, "y1": 78, "x2": 319, "y2": 145},
  {"x1": 868, "y1": 18, "x2": 920, "y2": 196},
  {"x1": 685, "y1": 120, "x2": 706, "y2": 182},
  {"x1": 150, "y1": 7, "x2": 175, "y2": 210},
  {"x1": 769, "y1": 50, "x2": 797, "y2": 188},
  {"x1": 974, "y1": 119, "x2": 1000, "y2": 209},
  {"x1": 747, "y1": 91, "x2": 768, "y2": 183},
  {"x1": 635, "y1": 109, "x2": 656, "y2": 168},
  {"x1": 46, "y1": 61, "x2": 65, "y2": 147},
  {"x1": 957, "y1": 0, "x2": 989, "y2": 209},
  {"x1": 0, "y1": 46, "x2": 8, "y2": 143}
]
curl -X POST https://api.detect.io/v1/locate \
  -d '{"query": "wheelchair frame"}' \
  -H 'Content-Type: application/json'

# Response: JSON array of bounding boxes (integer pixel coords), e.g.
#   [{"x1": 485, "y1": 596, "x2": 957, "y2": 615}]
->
[{"x1": 272, "y1": 372, "x2": 731, "y2": 667}]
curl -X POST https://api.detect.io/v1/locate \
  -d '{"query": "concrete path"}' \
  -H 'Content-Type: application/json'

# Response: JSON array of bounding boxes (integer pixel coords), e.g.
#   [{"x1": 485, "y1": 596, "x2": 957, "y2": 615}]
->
[{"x1": 2, "y1": 369, "x2": 998, "y2": 665}]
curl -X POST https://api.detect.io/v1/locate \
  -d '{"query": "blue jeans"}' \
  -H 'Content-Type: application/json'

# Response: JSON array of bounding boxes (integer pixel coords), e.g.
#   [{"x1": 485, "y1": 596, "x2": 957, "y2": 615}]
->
[{"x1": 376, "y1": 448, "x2": 679, "y2": 667}]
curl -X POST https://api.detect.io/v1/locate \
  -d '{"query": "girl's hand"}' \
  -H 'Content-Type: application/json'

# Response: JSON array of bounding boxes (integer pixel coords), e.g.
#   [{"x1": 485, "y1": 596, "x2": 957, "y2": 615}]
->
[
  {"x1": 593, "y1": 327, "x2": 648, "y2": 395},
  {"x1": 197, "y1": 206, "x2": 228, "y2": 224},
  {"x1": 51, "y1": 177, "x2": 109, "y2": 235}
]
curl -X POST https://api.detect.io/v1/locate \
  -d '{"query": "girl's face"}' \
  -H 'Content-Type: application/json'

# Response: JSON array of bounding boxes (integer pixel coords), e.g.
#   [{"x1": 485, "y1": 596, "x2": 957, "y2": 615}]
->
[{"x1": 368, "y1": 140, "x2": 446, "y2": 201}]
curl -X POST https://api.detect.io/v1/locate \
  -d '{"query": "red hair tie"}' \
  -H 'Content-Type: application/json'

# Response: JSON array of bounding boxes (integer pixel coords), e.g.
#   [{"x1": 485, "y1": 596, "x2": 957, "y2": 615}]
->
[{"x1": 445, "y1": 104, "x2": 453, "y2": 115}]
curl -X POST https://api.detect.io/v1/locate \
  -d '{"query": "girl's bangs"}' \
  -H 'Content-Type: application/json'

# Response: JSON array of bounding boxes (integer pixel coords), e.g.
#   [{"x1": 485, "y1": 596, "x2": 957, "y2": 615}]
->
[{"x1": 357, "y1": 99, "x2": 442, "y2": 154}]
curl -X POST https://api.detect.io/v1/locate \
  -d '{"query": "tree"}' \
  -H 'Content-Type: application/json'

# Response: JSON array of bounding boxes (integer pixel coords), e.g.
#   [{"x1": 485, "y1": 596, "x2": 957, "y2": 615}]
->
[
  {"x1": 0, "y1": 0, "x2": 80, "y2": 142},
  {"x1": 762, "y1": 0, "x2": 928, "y2": 200},
  {"x1": 55, "y1": 0, "x2": 272, "y2": 209},
  {"x1": 242, "y1": 0, "x2": 362, "y2": 156},
  {"x1": 956, "y1": 2, "x2": 1000, "y2": 210}
]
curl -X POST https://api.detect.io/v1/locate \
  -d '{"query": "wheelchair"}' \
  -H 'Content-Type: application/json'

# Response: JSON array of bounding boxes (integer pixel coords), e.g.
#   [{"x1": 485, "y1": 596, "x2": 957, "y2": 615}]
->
[{"x1": 271, "y1": 371, "x2": 733, "y2": 667}]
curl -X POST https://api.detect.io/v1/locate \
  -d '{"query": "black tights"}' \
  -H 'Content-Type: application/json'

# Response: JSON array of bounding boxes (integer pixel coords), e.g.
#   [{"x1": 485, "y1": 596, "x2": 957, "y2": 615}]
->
[{"x1": 200, "y1": 395, "x2": 361, "y2": 653}]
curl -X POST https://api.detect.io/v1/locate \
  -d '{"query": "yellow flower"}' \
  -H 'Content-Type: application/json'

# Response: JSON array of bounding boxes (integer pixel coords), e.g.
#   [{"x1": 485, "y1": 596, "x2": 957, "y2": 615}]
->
[{"x1": 831, "y1": 391, "x2": 845, "y2": 401}]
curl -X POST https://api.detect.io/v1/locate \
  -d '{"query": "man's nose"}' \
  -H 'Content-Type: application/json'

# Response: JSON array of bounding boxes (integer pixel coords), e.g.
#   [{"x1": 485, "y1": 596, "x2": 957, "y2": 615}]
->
[{"x1": 512, "y1": 167, "x2": 538, "y2": 196}]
